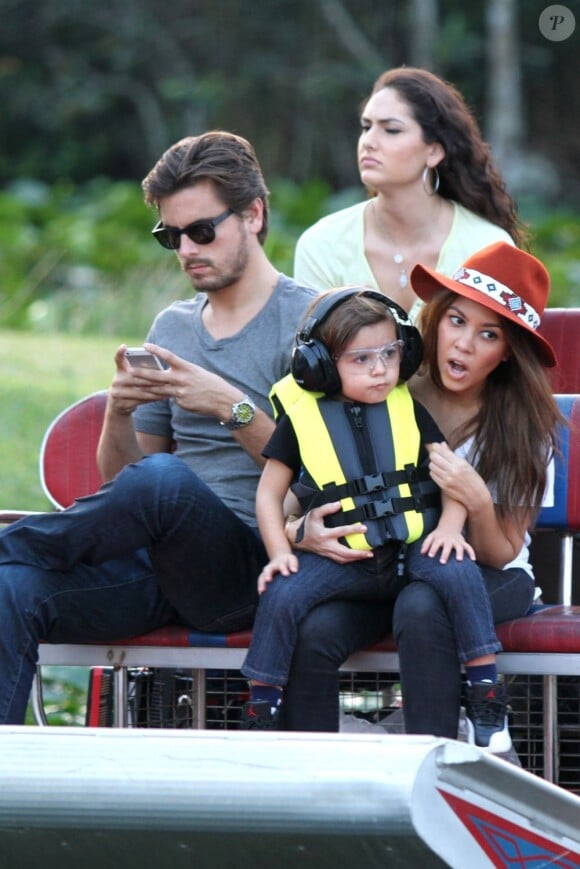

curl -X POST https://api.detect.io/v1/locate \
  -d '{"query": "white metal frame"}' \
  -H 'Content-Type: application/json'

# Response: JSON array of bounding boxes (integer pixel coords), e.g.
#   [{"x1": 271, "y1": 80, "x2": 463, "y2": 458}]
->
[{"x1": 35, "y1": 640, "x2": 580, "y2": 784}]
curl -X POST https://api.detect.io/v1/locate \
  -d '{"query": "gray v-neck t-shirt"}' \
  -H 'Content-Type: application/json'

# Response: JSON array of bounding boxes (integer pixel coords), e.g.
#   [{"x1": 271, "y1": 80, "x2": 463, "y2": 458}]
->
[{"x1": 133, "y1": 275, "x2": 317, "y2": 528}]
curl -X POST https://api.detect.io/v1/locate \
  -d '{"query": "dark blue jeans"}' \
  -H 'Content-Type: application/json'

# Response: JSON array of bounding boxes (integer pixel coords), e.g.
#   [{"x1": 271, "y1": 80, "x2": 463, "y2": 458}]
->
[
  {"x1": 0, "y1": 454, "x2": 264, "y2": 723},
  {"x1": 282, "y1": 565, "x2": 534, "y2": 737},
  {"x1": 241, "y1": 548, "x2": 400, "y2": 686},
  {"x1": 405, "y1": 542, "x2": 502, "y2": 663}
]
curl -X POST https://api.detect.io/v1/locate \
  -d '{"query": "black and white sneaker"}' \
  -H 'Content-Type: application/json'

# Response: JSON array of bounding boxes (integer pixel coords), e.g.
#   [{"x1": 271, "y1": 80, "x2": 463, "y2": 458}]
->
[
  {"x1": 465, "y1": 680, "x2": 512, "y2": 754},
  {"x1": 240, "y1": 700, "x2": 280, "y2": 730}
]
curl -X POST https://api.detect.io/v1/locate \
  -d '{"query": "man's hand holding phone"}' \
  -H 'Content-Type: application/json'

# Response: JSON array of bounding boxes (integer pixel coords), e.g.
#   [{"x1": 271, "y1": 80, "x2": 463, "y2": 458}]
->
[
  {"x1": 111, "y1": 341, "x2": 243, "y2": 425},
  {"x1": 106, "y1": 343, "x2": 171, "y2": 415},
  {"x1": 124, "y1": 347, "x2": 164, "y2": 370}
]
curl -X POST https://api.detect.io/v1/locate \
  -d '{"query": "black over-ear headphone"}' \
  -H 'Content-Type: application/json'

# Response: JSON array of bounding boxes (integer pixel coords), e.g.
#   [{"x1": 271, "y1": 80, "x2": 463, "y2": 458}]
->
[{"x1": 291, "y1": 288, "x2": 423, "y2": 395}]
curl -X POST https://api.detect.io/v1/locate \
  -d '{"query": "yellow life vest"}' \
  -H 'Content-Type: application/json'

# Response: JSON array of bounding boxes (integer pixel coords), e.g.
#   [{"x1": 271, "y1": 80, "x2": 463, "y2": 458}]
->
[{"x1": 270, "y1": 374, "x2": 440, "y2": 550}]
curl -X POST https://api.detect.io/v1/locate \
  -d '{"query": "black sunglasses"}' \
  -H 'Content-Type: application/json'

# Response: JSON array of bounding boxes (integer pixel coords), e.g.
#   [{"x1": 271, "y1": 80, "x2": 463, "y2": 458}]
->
[{"x1": 152, "y1": 208, "x2": 234, "y2": 249}]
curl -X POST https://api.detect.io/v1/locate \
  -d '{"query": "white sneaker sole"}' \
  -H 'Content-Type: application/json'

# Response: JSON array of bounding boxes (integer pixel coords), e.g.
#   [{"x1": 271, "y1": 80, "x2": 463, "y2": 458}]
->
[{"x1": 466, "y1": 716, "x2": 513, "y2": 754}]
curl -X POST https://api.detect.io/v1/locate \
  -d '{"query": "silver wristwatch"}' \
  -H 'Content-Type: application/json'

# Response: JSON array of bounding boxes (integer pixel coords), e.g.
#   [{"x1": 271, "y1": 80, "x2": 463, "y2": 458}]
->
[{"x1": 221, "y1": 395, "x2": 256, "y2": 430}]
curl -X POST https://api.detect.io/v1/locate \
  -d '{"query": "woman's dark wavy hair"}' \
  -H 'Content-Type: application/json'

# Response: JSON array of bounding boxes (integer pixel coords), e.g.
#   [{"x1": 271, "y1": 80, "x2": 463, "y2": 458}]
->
[
  {"x1": 362, "y1": 67, "x2": 528, "y2": 248},
  {"x1": 418, "y1": 290, "x2": 565, "y2": 526},
  {"x1": 142, "y1": 131, "x2": 270, "y2": 245}
]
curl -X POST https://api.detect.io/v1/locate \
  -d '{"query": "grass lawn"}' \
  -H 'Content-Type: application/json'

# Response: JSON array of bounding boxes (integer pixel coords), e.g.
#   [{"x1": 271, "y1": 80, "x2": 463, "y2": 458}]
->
[
  {"x1": 1, "y1": 329, "x2": 136, "y2": 724},
  {"x1": 1, "y1": 329, "x2": 130, "y2": 511}
]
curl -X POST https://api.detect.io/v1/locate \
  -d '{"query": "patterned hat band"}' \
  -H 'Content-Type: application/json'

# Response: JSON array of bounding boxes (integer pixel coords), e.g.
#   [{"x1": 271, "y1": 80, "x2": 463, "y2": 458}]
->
[{"x1": 452, "y1": 267, "x2": 541, "y2": 331}]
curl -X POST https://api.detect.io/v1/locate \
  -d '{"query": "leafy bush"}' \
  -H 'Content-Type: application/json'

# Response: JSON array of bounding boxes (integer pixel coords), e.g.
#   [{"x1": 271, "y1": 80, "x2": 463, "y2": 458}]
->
[
  {"x1": 527, "y1": 211, "x2": 580, "y2": 307},
  {"x1": 0, "y1": 178, "x2": 162, "y2": 333},
  {"x1": 25, "y1": 669, "x2": 88, "y2": 726}
]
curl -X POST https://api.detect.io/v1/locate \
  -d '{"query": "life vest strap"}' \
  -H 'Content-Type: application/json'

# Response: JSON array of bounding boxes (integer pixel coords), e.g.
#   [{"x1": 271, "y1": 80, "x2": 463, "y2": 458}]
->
[
  {"x1": 325, "y1": 491, "x2": 440, "y2": 526},
  {"x1": 320, "y1": 464, "x2": 431, "y2": 502}
]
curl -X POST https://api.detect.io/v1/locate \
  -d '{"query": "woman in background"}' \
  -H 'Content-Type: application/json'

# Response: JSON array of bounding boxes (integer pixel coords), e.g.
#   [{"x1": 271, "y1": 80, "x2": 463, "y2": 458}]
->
[{"x1": 294, "y1": 66, "x2": 526, "y2": 319}]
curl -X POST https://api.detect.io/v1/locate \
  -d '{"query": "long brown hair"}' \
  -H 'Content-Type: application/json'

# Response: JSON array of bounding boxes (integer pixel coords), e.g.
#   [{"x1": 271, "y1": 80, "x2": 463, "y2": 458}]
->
[
  {"x1": 363, "y1": 67, "x2": 528, "y2": 248},
  {"x1": 419, "y1": 290, "x2": 564, "y2": 525}
]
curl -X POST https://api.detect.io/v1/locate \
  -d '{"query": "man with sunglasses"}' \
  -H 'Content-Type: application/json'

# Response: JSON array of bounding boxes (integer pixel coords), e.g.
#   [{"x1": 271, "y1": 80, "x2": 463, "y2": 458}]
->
[{"x1": 0, "y1": 131, "x2": 317, "y2": 725}]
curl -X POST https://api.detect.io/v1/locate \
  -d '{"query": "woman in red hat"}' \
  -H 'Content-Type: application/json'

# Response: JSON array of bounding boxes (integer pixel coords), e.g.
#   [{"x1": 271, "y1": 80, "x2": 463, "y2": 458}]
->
[{"x1": 283, "y1": 242, "x2": 563, "y2": 754}]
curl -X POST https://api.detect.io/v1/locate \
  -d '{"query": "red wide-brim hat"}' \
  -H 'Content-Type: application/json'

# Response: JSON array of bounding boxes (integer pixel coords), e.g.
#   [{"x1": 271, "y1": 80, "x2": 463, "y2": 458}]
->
[{"x1": 410, "y1": 241, "x2": 556, "y2": 367}]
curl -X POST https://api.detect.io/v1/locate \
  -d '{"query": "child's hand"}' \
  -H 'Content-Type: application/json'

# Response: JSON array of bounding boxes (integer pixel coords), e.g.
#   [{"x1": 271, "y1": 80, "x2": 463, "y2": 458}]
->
[
  {"x1": 420, "y1": 529, "x2": 476, "y2": 564},
  {"x1": 257, "y1": 552, "x2": 299, "y2": 593}
]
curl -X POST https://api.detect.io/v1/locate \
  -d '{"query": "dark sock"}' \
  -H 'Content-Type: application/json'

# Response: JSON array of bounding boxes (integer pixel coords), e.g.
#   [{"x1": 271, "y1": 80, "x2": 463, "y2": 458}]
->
[
  {"x1": 249, "y1": 685, "x2": 282, "y2": 709},
  {"x1": 466, "y1": 663, "x2": 497, "y2": 685}
]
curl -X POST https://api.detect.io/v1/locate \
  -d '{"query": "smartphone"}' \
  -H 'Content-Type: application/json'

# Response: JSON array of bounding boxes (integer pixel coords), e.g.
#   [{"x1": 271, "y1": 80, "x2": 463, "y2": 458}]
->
[{"x1": 125, "y1": 347, "x2": 164, "y2": 370}]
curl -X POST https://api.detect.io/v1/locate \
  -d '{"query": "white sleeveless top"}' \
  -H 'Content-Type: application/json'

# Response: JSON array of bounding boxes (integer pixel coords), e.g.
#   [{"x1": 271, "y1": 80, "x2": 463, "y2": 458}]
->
[{"x1": 454, "y1": 437, "x2": 554, "y2": 580}]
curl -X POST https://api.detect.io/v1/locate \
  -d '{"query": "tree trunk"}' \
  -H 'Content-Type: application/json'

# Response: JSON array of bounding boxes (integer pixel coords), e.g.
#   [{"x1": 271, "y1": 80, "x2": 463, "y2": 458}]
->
[
  {"x1": 409, "y1": 0, "x2": 438, "y2": 70},
  {"x1": 485, "y1": 0, "x2": 524, "y2": 168}
]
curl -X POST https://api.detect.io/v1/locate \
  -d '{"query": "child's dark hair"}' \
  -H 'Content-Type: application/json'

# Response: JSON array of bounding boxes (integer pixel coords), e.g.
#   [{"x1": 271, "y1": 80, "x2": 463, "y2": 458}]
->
[{"x1": 304, "y1": 287, "x2": 397, "y2": 358}]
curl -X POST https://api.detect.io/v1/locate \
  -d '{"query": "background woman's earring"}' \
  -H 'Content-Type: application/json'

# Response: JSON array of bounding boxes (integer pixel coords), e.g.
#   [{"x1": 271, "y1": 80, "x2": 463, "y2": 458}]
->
[{"x1": 422, "y1": 166, "x2": 440, "y2": 196}]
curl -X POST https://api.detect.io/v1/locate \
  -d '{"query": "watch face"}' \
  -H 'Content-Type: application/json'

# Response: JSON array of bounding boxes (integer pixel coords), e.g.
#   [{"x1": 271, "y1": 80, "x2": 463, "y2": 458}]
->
[
  {"x1": 225, "y1": 396, "x2": 256, "y2": 428},
  {"x1": 235, "y1": 400, "x2": 254, "y2": 424}
]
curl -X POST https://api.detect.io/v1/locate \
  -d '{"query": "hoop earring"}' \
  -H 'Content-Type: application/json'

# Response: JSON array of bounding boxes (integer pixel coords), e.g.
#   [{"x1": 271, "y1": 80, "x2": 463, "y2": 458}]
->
[{"x1": 422, "y1": 165, "x2": 440, "y2": 196}]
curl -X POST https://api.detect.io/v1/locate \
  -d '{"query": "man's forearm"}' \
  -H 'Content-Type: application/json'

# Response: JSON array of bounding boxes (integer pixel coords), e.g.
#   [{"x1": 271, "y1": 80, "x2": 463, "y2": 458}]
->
[
  {"x1": 97, "y1": 404, "x2": 143, "y2": 481},
  {"x1": 230, "y1": 409, "x2": 275, "y2": 467}
]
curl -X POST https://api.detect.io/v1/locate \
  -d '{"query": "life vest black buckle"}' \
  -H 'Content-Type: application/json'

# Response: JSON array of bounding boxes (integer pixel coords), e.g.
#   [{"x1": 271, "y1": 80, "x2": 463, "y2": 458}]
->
[
  {"x1": 361, "y1": 498, "x2": 395, "y2": 519},
  {"x1": 412, "y1": 495, "x2": 425, "y2": 511},
  {"x1": 353, "y1": 473, "x2": 384, "y2": 495},
  {"x1": 404, "y1": 463, "x2": 419, "y2": 483}
]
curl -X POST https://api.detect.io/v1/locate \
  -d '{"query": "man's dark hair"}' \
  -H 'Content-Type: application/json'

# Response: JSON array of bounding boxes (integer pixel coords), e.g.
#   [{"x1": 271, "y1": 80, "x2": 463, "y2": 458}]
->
[{"x1": 142, "y1": 131, "x2": 270, "y2": 244}]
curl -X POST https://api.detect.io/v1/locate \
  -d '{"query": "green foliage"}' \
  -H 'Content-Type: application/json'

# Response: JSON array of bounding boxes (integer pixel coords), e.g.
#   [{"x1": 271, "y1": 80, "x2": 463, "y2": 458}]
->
[
  {"x1": 1, "y1": 178, "x2": 331, "y2": 335},
  {"x1": 527, "y1": 211, "x2": 580, "y2": 307},
  {"x1": 0, "y1": 179, "x2": 578, "y2": 339},
  {"x1": 1, "y1": 328, "x2": 114, "y2": 726},
  {"x1": 270, "y1": 177, "x2": 333, "y2": 228},
  {"x1": 0, "y1": 178, "x2": 175, "y2": 334},
  {"x1": 266, "y1": 177, "x2": 334, "y2": 273},
  {"x1": 25, "y1": 669, "x2": 88, "y2": 726},
  {"x1": 0, "y1": 330, "x2": 120, "y2": 511},
  {"x1": 2, "y1": 0, "x2": 578, "y2": 203}
]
